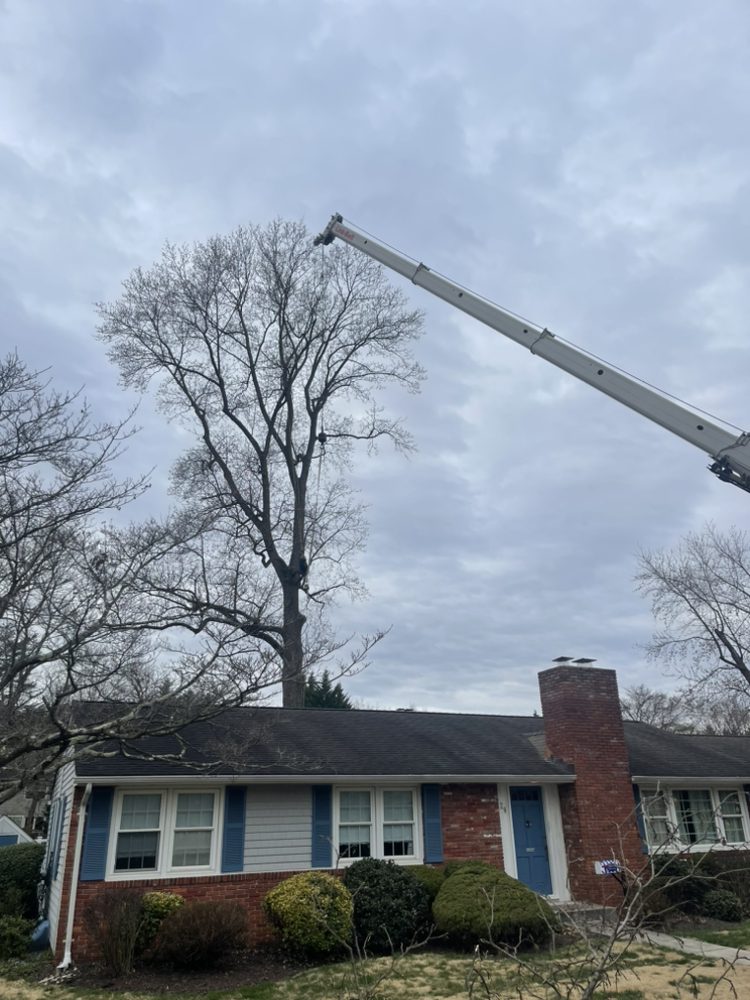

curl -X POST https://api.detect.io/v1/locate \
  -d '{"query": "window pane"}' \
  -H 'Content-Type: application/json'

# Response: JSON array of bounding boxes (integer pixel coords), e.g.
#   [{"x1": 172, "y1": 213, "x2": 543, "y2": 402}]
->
[
  {"x1": 383, "y1": 823, "x2": 414, "y2": 857},
  {"x1": 175, "y1": 793, "x2": 215, "y2": 829},
  {"x1": 120, "y1": 794, "x2": 162, "y2": 831},
  {"x1": 339, "y1": 824, "x2": 371, "y2": 858},
  {"x1": 383, "y1": 791, "x2": 413, "y2": 822},
  {"x1": 115, "y1": 831, "x2": 159, "y2": 870},
  {"x1": 675, "y1": 790, "x2": 718, "y2": 844},
  {"x1": 172, "y1": 830, "x2": 211, "y2": 867},
  {"x1": 340, "y1": 791, "x2": 371, "y2": 824},
  {"x1": 719, "y1": 792, "x2": 746, "y2": 843},
  {"x1": 641, "y1": 790, "x2": 672, "y2": 846}
]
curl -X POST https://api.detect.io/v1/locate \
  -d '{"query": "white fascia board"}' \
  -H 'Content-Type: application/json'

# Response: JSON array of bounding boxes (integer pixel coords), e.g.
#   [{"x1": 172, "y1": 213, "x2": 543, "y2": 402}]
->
[
  {"x1": 633, "y1": 775, "x2": 750, "y2": 786},
  {"x1": 76, "y1": 772, "x2": 576, "y2": 786}
]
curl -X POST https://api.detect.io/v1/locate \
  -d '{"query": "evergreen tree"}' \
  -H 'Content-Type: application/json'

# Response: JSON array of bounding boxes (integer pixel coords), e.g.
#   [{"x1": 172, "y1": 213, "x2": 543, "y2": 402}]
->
[{"x1": 304, "y1": 670, "x2": 353, "y2": 709}]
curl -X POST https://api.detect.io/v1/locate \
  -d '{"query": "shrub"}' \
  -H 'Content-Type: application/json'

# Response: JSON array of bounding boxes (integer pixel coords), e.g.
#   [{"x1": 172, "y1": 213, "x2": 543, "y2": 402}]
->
[
  {"x1": 342, "y1": 858, "x2": 431, "y2": 953},
  {"x1": 0, "y1": 915, "x2": 32, "y2": 960},
  {"x1": 409, "y1": 865, "x2": 446, "y2": 904},
  {"x1": 264, "y1": 872, "x2": 352, "y2": 958},
  {"x1": 0, "y1": 843, "x2": 45, "y2": 919},
  {"x1": 433, "y1": 867, "x2": 555, "y2": 948},
  {"x1": 442, "y1": 859, "x2": 496, "y2": 880},
  {"x1": 83, "y1": 890, "x2": 143, "y2": 976},
  {"x1": 702, "y1": 888, "x2": 743, "y2": 923},
  {"x1": 137, "y1": 891, "x2": 184, "y2": 954},
  {"x1": 154, "y1": 900, "x2": 248, "y2": 969}
]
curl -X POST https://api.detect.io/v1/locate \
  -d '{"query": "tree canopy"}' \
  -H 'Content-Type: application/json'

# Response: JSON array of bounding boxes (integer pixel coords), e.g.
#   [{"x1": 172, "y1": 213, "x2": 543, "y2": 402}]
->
[{"x1": 99, "y1": 220, "x2": 424, "y2": 707}]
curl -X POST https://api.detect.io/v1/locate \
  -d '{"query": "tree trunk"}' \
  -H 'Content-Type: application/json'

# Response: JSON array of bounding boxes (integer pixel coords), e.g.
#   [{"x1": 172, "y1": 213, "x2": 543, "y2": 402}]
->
[{"x1": 281, "y1": 584, "x2": 306, "y2": 708}]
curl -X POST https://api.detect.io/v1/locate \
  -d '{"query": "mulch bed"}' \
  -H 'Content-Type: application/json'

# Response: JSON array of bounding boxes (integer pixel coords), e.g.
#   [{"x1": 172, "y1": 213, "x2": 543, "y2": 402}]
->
[{"x1": 68, "y1": 949, "x2": 309, "y2": 993}]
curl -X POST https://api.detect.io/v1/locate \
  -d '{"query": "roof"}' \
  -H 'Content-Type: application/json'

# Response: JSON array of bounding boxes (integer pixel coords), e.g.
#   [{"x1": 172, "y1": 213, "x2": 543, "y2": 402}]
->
[
  {"x1": 71, "y1": 705, "x2": 750, "y2": 783},
  {"x1": 623, "y1": 721, "x2": 750, "y2": 780},
  {"x1": 74, "y1": 706, "x2": 573, "y2": 780}
]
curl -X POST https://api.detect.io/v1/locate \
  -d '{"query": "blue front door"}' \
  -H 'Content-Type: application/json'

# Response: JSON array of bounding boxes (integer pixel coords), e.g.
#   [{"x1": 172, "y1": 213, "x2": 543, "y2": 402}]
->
[{"x1": 510, "y1": 786, "x2": 552, "y2": 895}]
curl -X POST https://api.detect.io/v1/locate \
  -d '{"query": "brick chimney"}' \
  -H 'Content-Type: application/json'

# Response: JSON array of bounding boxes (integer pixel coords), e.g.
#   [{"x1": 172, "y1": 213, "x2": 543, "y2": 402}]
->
[{"x1": 538, "y1": 665, "x2": 643, "y2": 903}]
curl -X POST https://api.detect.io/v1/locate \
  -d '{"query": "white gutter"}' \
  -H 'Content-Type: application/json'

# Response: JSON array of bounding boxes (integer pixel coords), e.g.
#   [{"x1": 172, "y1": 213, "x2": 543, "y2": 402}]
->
[
  {"x1": 58, "y1": 782, "x2": 92, "y2": 970},
  {"x1": 76, "y1": 772, "x2": 576, "y2": 785},
  {"x1": 632, "y1": 775, "x2": 750, "y2": 785}
]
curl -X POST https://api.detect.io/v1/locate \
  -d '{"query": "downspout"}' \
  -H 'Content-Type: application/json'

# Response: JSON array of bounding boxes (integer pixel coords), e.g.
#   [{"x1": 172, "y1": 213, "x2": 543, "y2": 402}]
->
[{"x1": 58, "y1": 783, "x2": 91, "y2": 970}]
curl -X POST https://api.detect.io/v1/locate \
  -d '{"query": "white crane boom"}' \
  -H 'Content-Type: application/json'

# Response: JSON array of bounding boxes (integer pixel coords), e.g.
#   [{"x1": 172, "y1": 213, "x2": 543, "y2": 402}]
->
[{"x1": 315, "y1": 213, "x2": 750, "y2": 494}]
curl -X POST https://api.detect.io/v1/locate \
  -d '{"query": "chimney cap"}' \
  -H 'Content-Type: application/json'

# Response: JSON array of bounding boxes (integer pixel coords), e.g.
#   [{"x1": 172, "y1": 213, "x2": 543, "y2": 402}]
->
[
  {"x1": 572, "y1": 657, "x2": 597, "y2": 664},
  {"x1": 552, "y1": 656, "x2": 573, "y2": 662}
]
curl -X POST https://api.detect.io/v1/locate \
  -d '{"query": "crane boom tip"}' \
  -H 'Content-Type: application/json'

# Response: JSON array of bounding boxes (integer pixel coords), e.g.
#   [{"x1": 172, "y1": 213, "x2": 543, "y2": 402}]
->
[{"x1": 313, "y1": 212, "x2": 343, "y2": 246}]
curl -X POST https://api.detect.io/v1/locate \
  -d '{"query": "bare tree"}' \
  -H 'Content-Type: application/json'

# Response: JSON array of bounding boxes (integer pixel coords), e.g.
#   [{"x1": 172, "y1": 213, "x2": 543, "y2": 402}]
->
[
  {"x1": 0, "y1": 355, "x2": 290, "y2": 803},
  {"x1": 637, "y1": 524, "x2": 750, "y2": 700},
  {"x1": 98, "y1": 220, "x2": 424, "y2": 707},
  {"x1": 622, "y1": 682, "x2": 750, "y2": 736}
]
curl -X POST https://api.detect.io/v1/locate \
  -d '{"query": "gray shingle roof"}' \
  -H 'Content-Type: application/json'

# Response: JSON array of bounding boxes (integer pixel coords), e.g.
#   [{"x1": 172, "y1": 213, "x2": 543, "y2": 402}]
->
[
  {"x1": 74, "y1": 707, "x2": 572, "y2": 780},
  {"x1": 72, "y1": 706, "x2": 750, "y2": 783},
  {"x1": 624, "y1": 721, "x2": 750, "y2": 780}
]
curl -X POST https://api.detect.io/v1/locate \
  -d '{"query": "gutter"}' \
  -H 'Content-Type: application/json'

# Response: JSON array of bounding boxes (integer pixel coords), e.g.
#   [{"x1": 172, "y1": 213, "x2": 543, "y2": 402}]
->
[
  {"x1": 58, "y1": 782, "x2": 91, "y2": 970},
  {"x1": 74, "y1": 771, "x2": 576, "y2": 785}
]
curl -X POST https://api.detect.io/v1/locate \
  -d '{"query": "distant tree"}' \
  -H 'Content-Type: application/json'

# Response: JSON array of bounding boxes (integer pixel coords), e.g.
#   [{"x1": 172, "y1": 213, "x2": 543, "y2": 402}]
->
[
  {"x1": 637, "y1": 524, "x2": 750, "y2": 699},
  {"x1": 620, "y1": 684, "x2": 693, "y2": 732},
  {"x1": 304, "y1": 669, "x2": 353, "y2": 710},
  {"x1": 0, "y1": 355, "x2": 289, "y2": 804},
  {"x1": 99, "y1": 220, "x2": 424, "y2": 708}
]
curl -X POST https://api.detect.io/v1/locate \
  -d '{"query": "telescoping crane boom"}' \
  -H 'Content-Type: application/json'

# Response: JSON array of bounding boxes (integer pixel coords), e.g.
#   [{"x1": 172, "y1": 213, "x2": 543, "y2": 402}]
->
[{"x1": 315, "y1": 213, "x2": 750, "y2": 495}]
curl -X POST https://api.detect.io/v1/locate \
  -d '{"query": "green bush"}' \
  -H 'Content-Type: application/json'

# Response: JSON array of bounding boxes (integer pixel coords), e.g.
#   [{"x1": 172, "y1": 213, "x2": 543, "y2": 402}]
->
[
  {"x1": 433, "y1": 866, "x2": 555, "y2": 948},
  {"x1": 137, "y1": 891, "x2": 184, "y2": 954},
  {"x1": 264, "y1": 872, "x2": 352, "y2": 958},
  {"x1": 702, "y1": 888, "x2": 743, "y2": 923},
  {"x1": 442, "y1": 859, "x2": 496, "y2": 880},
  {"x1": 409, "y1": 865, "x2": 446, "y2": 903},
  {"x1": 0, "y1": 843, "x2": 44, "y2": 919},
  {"x1": 83, "y1": 890, "x2": 143, "y2": 976},
  {"x1": 0, "y1": 916, "x2": 32, "y2": 960},
  {"x1": 342, "y1": 858, "x2": 431, "y2": 953},
  {"x1": 154, "y1": 900, "x2": 248, "y2": 969}
]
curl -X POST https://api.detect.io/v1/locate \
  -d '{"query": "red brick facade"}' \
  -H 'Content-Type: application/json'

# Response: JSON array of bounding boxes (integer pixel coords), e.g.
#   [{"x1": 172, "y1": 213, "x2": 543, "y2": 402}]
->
[
  {"x1": 539, "y1": 665, "x2": 644, "y2": 903},
  {"x1": 441, "y1": 783, "x2": 504, "y2": 866}
]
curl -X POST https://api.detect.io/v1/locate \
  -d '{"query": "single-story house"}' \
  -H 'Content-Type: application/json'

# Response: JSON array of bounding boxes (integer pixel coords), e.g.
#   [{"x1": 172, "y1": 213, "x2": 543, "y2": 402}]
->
[{"x1": 43, "y1": 665, "x2": 750, "y2": 964}]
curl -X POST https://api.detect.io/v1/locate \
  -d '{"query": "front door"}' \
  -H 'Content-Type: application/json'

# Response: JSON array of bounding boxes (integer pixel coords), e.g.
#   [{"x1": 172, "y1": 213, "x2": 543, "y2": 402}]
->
[{"x1": 510, "y1": 786, "x2": 552, "y2": 895}]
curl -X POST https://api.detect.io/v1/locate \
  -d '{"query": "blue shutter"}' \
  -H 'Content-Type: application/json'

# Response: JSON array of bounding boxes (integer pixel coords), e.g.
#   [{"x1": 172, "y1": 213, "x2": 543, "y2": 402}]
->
[
  {"x1": 53, "y1": 798, "x2": 68, "y2": 879},
  {"x1": 311, "y1": 785, "x2": 332, "y2": 868},
  {"x1": 221, "y1": 786, "x2": 246, "y2": 873},
  {"x1": 632, "y1": 784, "x2": 649, "y2": 854},
  {"x1": 80, "y1": 786, "x2": 114, "y2": 881},
  {"x1": 421, "y1": 784, "x2": 443, "y2": 863}
]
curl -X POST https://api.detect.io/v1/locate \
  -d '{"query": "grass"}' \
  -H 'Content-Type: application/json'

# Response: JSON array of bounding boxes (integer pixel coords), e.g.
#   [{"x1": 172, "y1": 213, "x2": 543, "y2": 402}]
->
[
  {"x1": 682, "y1": 919, "x2": 750, "y2": 950},
  {"x1": 0, "y1": 943, "x2": 747, "y2": 1000}
]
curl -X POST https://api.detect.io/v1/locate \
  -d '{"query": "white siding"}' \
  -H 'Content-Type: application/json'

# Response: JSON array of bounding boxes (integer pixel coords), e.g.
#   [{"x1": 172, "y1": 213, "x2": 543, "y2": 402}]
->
[
  {"x1": 46, "y1": 762, "x2": 76, "y2": 950},
  {"x1": 244, "y1": 785, "x2": 312, "y2": 873}
]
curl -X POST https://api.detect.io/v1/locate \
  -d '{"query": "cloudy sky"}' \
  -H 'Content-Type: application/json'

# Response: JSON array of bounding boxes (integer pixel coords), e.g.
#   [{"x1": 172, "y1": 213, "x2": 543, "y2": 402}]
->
[{"x1": 3, "y1": 0, "x2": 749, "y2": 713}]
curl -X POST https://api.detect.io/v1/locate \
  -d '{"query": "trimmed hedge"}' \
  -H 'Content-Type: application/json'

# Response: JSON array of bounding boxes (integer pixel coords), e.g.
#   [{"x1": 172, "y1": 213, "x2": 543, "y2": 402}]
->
[
  {"x1": 433, "y1": 866, "x2": 555, "y2": 948},
  {"x1": 137, "y1": 891, "x2": 184, "y2": 954},
  {"x1": 264, "y1": 872, "x2": 352, "y2": 958},
  {"x1": 0, "y1": 916, "x2": 32, "y2": 960},
  {"x1": 342, "y1": 858, "x2": 431, "y2": 953},
  {"x1": 408, "y1": 865, "x2": 446, "y2": 904},
  {"x1": 0, "y1": 843, "x2": 45, "y2": 919}
]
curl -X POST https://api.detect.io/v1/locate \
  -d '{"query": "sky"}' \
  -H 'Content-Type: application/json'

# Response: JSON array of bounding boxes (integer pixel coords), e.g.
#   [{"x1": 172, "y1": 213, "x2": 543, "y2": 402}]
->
[{"x1": 2, "y1": 0, "x2": 750, "y2": 714}]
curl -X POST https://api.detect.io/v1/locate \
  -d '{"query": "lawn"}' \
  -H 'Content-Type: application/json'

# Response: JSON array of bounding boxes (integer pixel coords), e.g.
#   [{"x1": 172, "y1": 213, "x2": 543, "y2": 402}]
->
[
  {"x1": 1, "y1": 944, "x2": 748, "y2": 1000},
  {"x1": 680, "y1": 919, "x2": 750, "y2": 951}
]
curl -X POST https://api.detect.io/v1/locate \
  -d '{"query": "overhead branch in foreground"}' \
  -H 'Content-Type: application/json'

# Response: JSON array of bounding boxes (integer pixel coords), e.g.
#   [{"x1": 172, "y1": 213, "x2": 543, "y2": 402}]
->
[
  {"x1": 636, "y1": 523, "x2": 750, "y2": 699},
  {"x1": 0, "y1": 355, "x2": 292, "y2": 803},
  {"x1": 98, "y1": 219, "x2": 424, "y2": 707}
]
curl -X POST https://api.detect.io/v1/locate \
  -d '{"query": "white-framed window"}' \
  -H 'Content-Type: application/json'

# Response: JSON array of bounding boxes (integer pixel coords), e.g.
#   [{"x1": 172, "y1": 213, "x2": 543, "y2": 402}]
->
[
  {"x1": 335, "y1": 787, "x2": 421, "y2": 864},
  {"x1": 109, "y1": 788, "x2": 222, "y2": 879},
  {"x1": 640, "y1": 786, "x2": 749, "y2": 851}
]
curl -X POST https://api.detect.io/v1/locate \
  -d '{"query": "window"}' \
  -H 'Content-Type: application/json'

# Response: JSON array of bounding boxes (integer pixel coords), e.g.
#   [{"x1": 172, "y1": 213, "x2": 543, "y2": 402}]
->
[
  {"x1": 110, "y1": 789, "x2": 220, "y2": 878},
  {"x1": 336, "y1": 788, "x2": 420, "y2": 863},
  {"x1": 640, "y1": 786, "x2": 748, "y2": 851}
]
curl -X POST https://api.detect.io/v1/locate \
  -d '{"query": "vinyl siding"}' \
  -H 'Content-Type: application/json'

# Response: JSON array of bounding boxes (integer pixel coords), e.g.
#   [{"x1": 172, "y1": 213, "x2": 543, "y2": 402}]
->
[
  {"x1": 244, "y1": 785, "x2": 312, "y2": 873},
  {"x1": 47, "y1": 762, "x2": 76, "y2": 949}
]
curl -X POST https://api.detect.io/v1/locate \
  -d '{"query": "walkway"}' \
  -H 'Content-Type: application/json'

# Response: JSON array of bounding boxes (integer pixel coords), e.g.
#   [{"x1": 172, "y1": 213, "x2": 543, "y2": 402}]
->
[{"x1": 637, "y1": 929, "x2": 750, "y2": 967}]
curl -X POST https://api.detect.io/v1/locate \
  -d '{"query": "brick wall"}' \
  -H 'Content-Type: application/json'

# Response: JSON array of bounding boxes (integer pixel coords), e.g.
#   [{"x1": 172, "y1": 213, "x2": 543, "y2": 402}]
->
[
  {"x1": 441, "y1": 783, "x2": 503, "y2": 866},
  {"x1": 539, "y1": 666, "x2": 643, "y2": 904},
  {"x1": 69, "y1": 869, "x2": 304, "y2": 963}
]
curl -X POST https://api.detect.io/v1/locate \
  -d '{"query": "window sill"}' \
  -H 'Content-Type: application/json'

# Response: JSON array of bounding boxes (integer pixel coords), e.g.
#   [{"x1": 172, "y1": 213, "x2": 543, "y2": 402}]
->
[{"x1": 106, "y1": 866, "x2": 218, "y2": 882}]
